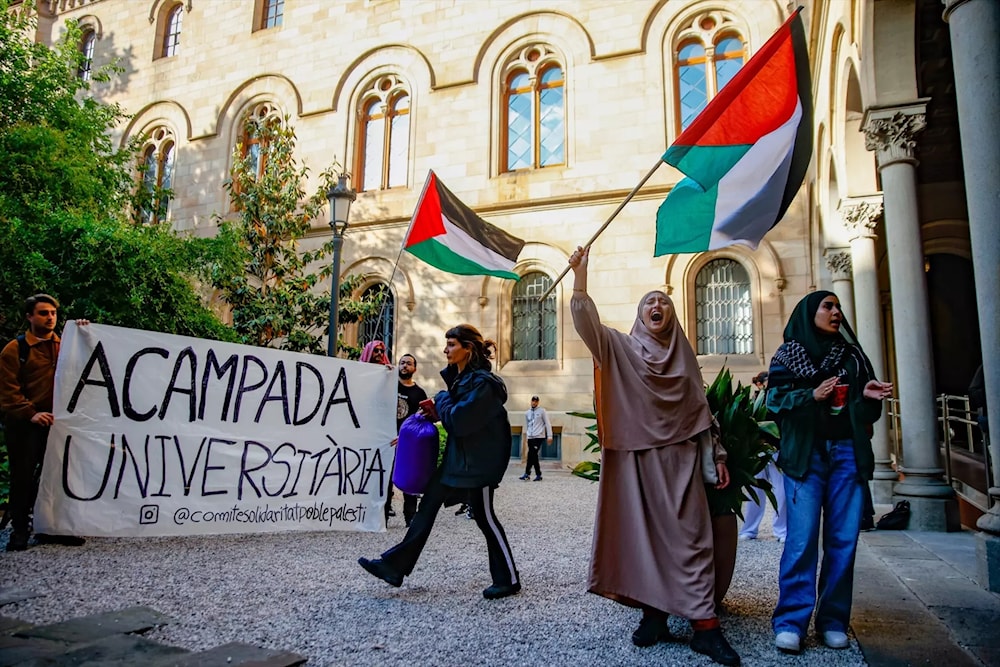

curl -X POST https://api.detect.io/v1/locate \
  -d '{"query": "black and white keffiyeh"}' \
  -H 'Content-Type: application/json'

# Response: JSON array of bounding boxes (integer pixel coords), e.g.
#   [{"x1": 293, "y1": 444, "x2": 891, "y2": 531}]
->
[{"x1": 772, "y1": 339, "x2": 847, "y2": 381}]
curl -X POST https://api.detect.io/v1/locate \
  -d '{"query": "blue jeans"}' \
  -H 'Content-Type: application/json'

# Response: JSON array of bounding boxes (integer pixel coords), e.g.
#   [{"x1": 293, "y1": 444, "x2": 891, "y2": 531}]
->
[{"x1": 773, "y1": 440, "x2": 863, "y2": 636}]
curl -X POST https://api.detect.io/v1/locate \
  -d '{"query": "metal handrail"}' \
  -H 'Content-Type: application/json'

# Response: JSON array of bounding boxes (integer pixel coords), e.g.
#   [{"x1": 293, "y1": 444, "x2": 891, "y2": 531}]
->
[{"x1": 885, "y1": 394, "x2": 992, "y2": 512}]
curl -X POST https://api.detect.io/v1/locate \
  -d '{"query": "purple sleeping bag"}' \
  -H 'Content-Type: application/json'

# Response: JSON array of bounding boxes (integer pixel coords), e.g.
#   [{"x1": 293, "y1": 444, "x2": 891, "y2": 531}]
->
[{"x1": 393, "y1": 413, "x2": 439, "y2": 494}]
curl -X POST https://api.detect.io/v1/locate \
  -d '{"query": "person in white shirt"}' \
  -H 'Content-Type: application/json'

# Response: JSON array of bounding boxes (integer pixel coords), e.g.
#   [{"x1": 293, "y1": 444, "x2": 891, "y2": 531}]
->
[{"x1": 520, "y1": 395, "x2": 552, "y2": 481}]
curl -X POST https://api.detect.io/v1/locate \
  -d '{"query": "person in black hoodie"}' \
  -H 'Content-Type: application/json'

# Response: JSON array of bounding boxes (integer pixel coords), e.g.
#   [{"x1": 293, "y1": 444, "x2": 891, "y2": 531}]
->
[{"x1": 358, "y1": 323, "x2": 521, "y2": 600}]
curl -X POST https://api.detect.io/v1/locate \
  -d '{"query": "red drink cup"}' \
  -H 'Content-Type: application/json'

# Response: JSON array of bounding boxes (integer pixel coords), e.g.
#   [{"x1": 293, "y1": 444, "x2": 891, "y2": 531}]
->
[{"x1": 830, "y1": 383, "x2": 849, "y2": 415}]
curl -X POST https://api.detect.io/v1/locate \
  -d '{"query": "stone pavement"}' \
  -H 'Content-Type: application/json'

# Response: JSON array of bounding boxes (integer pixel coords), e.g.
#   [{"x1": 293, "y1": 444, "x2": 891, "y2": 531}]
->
[
  {"x1": 2, "y1": 473, "x2": 1000, "y2": 666},
  {"x1": 854, "y1": 528, "x2": 1000, "y2": 667},
  {"x1": 0, "y1": 604, "x2": 306, "y2": 666}
]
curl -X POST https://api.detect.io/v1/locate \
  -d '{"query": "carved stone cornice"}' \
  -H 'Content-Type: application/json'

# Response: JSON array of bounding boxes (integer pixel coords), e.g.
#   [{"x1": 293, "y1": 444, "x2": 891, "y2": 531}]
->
[
  {"x1": 862, "y1": 101, "x2": 929, "y2": 168},
  {"x1": 839, "y1": 196, "x2": 884, "y2": 240},
  {"x1": 824, "y1": 249, "x2": 853, "y2": 282}
]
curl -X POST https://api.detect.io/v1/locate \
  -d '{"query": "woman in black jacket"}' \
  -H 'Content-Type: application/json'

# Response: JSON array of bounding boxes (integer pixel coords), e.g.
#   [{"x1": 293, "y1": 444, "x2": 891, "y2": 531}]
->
[{"x1": 358, "y1": 324, "x2": 521, "y2": 600}]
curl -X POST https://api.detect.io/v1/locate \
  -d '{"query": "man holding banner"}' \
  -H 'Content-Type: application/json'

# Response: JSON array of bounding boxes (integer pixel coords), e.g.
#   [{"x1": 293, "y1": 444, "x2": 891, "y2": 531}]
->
[
  {"x1": 31, "y1": 320, "x2": 396, "y2": 538},
  {"x1": 1, "y1": 294, "x2": 87, "y2": 551}
]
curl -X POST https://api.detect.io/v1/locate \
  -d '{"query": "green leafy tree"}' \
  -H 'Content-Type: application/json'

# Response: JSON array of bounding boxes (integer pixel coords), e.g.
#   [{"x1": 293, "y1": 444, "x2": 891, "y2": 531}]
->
[
  {"x1": 212, "y1": 115, "x2": 382, "y2": 357},
  {"x1": 0, "y1": 3, "x2": 233, "y2": 342},
  {"x1": 0, "y1": 4, "x2": 236, "y2": 505}
]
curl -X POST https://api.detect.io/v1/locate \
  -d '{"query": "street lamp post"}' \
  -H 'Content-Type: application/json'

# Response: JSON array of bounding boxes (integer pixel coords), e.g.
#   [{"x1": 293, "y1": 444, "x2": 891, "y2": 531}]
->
[{"x1": 327, "y1": 173, "x2": 356, "y2": 357}]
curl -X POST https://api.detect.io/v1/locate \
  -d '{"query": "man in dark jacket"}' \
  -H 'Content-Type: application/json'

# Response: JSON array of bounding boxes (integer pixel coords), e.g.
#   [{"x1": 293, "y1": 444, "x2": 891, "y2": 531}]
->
[
  {"x1": 0, "y1": 294, "x2": 87, "y2": 551},
  {"x1": 395, "y1": 354, "x2": 428, "y2": 527}
]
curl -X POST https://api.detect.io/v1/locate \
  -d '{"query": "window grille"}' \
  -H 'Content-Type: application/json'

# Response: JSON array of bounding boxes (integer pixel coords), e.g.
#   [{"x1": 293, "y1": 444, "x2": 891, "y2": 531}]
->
[
  {"x1": 695, "y1": 259, "x2": 753, "y2": 355},
  {"x1": 359, "y1": 284, "x2": 395, "y2": 358},
  {"x1": 511, "y1": 272, "x2": 556, "y2": 360}
]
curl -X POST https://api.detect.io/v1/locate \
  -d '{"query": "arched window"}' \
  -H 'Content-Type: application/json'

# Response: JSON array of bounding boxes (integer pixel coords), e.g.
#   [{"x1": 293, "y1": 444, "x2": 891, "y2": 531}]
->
[
  {"x1": 238, "y1": 103, "x2": 280, "y2": 181},
  {"x1": 137, "y1": 128, "x2": 175, "y2": 225},
  {"x1": 357, "y1": 75, "x2": 410, "y2": 192},
  {"x1": 162, "y1": 4, "x2": 183, "y2": 58},
  {"x1": 694, "y1": 259, "x2": 753, "y2": 355},
  {"x1": 78, "y1": 30, "x2": 96, "y2": 81},
  {"x1": 502, "y1": 45, "x2": 565, "y2": 172},
  {"x1": 673, "y1": 13, "x2": 746, "y2": 131},
  {"x1": 358, "y1": 284, "x2": 395, "y2": 357},
  {"x1": 511, "y1": 272, "x2": 557, "y2": 360}
]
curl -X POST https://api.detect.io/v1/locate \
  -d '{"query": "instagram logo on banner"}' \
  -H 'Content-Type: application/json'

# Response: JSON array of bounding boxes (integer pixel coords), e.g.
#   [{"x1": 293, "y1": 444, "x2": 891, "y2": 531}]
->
[
  {"x1": 139, "y1": 505, "x2": 160, "y2": 525},
  {"x1": 830, "y1": 382, "x2": 849, "y2": 416}
]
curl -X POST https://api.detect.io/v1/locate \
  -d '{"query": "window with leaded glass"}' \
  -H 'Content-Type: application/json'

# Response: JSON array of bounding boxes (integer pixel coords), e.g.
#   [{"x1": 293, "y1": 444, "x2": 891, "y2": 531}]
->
[
  {"x1": 162, "y1": 5, "x2": 183, "y2": 58},
  {"x1": 673, "y1": 12, "x2": 746, "y2": 131},
  {"x1": 137, "y1": 128, "x2": 175, "y2": 225},
  {"x1": 502, "y1": 45, "x2": 565, "y2": 172},
  {"x1": 356, "y1": 75, "x2": 410, "y2": 192},
  {"x1": 358, "y1": 284, "x2": 395, "y2": 358},
  {"x1": 694, "y1": 259, "x2": 753, "y2": 355},
  {"x1": 511, "y1": 272, "x2": 557, "y2": 360},
  {"x1": 78, "y1": 30, "x2": 95, "y2": 81}
]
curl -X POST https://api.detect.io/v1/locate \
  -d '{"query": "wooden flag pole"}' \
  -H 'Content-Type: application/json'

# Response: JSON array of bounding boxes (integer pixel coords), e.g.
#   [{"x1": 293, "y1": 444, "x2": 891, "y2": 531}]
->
[{"x1": 537, "y1": 158, "x2": 664, "y2": 301}]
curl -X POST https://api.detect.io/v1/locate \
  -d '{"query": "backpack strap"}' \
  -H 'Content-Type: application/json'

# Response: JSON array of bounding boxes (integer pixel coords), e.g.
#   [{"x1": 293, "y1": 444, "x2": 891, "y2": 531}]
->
[
  {"x1": 16, "y1": 334, "x2": 29, "y2": 365},
  {"x1": 14, "y1": 334, "x2": 30, "y2": 384}
]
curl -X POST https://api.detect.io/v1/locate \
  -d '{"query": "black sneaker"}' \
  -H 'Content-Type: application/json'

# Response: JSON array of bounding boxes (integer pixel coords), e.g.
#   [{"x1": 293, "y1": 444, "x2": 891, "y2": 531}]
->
[
  {"x1": 454, "y1": 503, "x2": 469, "y2": 516},
  {"x1": 632, "y1": 612, "x2": 673, "y2": 647},
  {"x1": 690, "y1": 627, "x2": 741, "y2": 666},
  {"x1": 358, "y1": 557, "x2": 403, "y2": 587},
  {"x1": 34, "y1": 534, "x2": 86, "y2": 547},
  {"x1": 5, "y1": 532, "x2": 29, "y2": 552},
  {"x1": 386, "y1": 508, "x2": 397, "y2": 517},
  {"x1": 533, "y1": 475, "x2": 543, "y2": 481},
  {"x1": 519, "y1": 474, "x2": 530, "y2": 480},
  {"x1": 483, "y1": 582, "x2": 521, "y2": 599}
]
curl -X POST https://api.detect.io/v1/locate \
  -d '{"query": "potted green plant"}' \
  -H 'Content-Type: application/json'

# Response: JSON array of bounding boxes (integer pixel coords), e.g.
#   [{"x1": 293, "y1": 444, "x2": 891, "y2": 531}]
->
[
  {"x1": 704, "y1": 367, "x2": 780, "y2": 605},
  {"x1": 569, "y1": 410, "x2": 601, "y2": 481}
]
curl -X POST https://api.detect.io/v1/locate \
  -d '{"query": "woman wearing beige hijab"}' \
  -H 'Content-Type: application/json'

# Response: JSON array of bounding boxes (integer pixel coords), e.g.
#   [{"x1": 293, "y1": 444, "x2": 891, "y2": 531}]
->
[{"x1": 568, "y1": 246, "x2": 740, "y2": 667}]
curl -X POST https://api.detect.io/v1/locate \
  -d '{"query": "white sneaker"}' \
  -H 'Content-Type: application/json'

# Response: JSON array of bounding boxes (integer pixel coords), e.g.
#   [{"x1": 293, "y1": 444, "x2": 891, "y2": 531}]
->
[
  {"x1": 738, "y1": 534, "x2": 755, "y2": 541},
  {"x1": 822, "y1": 630, "x2": 849, "y2": 649},
  {"x1": 775, "y1": 631, "x2": 801, "y2": 654}
]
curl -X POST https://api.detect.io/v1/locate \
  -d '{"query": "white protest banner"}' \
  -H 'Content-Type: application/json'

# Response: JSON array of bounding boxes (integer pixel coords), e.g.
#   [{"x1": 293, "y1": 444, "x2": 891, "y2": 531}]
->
[{"x1": 34, "y1": 322, "x2": 397, "y2": 537}]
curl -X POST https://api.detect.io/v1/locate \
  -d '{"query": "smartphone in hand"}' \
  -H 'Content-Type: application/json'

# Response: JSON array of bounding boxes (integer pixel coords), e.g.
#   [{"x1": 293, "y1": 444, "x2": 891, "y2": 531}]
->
[{"x1": 419, "y1": 398, "x2": 439, "y2": 422}]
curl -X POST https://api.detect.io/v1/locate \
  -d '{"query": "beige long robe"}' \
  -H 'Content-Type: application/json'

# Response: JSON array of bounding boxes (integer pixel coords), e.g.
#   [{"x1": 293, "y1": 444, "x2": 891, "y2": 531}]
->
[{"x1": 572, "y1": 292, "x2": 717, "y2": 620}]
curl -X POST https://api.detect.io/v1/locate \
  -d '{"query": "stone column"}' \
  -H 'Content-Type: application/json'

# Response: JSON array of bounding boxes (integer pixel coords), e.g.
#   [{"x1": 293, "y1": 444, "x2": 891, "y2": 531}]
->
[
  {"x1": 863, "y1": 102, "x2": 959, "y2": 531},
  {"x1": 840, "y1": 197, "x2": 896, "y2": 503},
  {"x1": 943, "y1": 0, "x2": 1000, "y2": 588},
  {"x1": 823, "y1": 249, "x2": 855, "y2": 324}
]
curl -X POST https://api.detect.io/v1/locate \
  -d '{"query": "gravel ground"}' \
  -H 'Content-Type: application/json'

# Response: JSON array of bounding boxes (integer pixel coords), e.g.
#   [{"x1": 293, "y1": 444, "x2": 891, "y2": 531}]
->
[{"x1": 0, "y1": 466, "x2": 866, "y2": 666}]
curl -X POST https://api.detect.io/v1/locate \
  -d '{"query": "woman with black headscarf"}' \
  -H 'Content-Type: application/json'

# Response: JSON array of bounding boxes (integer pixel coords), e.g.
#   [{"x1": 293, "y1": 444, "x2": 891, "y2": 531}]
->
[{"x1": 768, "y1": 291, "x2": 892, "y2": 655}]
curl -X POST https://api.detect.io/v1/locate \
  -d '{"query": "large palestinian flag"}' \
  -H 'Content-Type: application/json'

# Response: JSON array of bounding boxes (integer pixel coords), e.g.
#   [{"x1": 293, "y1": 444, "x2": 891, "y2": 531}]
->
[
  {"x1": 403, "y1": 171, "x2": 525, "y2": 280},
  {"x1": 654, "y1": 9, "x2": 812, "y2": 256}
]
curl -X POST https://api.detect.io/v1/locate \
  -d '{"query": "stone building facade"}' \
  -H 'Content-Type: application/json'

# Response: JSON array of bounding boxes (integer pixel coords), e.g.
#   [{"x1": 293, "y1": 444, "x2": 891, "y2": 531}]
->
[{"x1": 13, "y1": 1, "x2": 1000, "y2": 560}]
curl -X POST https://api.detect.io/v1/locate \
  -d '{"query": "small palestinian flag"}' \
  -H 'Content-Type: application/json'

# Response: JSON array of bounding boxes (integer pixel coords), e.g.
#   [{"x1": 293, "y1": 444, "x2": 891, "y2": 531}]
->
[
  {"x1": 654, "y1": 8, "x2": 812, "y2": 256},
  {"x1": 403, "y1": 171, "x2": 525, "y2": 280}
]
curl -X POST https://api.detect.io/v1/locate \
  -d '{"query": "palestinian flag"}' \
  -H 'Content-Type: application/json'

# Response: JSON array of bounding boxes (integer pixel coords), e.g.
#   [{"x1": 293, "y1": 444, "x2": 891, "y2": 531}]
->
[
  {"x1": 403, "y1": 171, "x2": 525, "y2": 280},
  {"x1": 654, "y1": 9, "x2": 812, "y2": 256}
]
